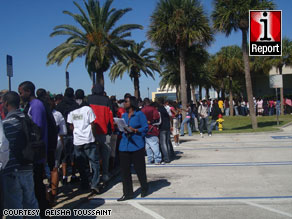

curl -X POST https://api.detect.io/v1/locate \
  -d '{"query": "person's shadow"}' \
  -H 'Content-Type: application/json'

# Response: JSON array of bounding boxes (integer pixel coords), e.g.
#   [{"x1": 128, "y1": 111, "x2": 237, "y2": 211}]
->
[
  {"x1": 101, "y1": 169, "x2": 171, "y2": 198},
  {"x1": 133, "y1": 179, "x2": 171, "y2": 198}
]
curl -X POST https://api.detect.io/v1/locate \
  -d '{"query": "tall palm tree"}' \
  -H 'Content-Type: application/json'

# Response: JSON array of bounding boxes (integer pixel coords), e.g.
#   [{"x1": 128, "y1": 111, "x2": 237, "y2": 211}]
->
[
  {"x1": 271, "y1": 37, "x2": 292, "y2": 115},
  {"x1": 109, "y1": 41, "x2": 160, "y2": 99},
  {"x1": 212, "y1": 0, "x2": 275, "y2": 129},
  {"x1": 148, "y1": 0, "x2": 213, "y2": 118},
  {"x1": 214, "y1": 45, "x2": 244, "y2": 116},
  {"x1": 47, "y1": 0, "x2": 142, "y2": 87}
]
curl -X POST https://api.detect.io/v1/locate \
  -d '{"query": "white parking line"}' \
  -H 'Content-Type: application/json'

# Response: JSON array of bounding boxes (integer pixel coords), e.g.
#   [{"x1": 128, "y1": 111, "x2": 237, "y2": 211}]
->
[
  {"x1": 241, "y1": 200, "x2": 292, "y2": 218},
  {"x1": 92, "y1": 197, "x2": 292, "y2": 204},
  {"x1": 128, "y1": 200, "x2": 165, "y2": 219}
]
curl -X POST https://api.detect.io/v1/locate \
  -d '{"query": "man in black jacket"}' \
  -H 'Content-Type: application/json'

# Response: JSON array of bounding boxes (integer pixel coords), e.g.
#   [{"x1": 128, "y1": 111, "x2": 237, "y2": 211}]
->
[
  {"x1": 157, "y1": 98, "x2": 172, "y2": 163},
  {"x1": 208, "y1": 99, "x2": 222, "y2": 136},
  {"x1": 55, "y1": 87, "x2": 79, "y2": 184}
]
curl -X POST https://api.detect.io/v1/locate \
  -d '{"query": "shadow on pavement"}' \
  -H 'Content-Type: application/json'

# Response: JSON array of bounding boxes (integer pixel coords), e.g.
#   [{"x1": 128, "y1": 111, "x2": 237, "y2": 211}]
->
[
  {"x1": 134, "y1": 179, "x2": 171, "y2": 198},
  {"x1": 232, "y1": 121, "x2": 284, "y2": 130},
  {"x1": 172, "y1": 151, "x2": 183, "y2": 161}
]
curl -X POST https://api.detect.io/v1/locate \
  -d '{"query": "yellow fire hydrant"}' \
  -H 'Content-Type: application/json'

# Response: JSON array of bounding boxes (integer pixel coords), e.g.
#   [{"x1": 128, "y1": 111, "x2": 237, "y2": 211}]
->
[{"x1": 216, "y1": 114, "x2": 224, "y2": 131}]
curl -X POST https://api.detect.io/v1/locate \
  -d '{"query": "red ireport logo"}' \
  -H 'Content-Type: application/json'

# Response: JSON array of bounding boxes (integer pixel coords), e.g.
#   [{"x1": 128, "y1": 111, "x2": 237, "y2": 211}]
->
[{"x1": 249, "y1": 10, "x2": 282, "y2": 56}]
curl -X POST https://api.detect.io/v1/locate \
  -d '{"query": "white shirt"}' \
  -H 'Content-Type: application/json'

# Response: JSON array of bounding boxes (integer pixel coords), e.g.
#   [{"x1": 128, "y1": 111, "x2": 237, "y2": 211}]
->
[
  {"x1": 52, "y1": 109, "x2": 67, "y2": 140},
  {"x1": 0, "y1": 118, "x2": 9, "y2": 170},
  {"x1": 164, "y1": 105, "x2": 172, "y2": 117},
  {"x1": 67, "y1": 106, "x2": 96, "y2": 146}
]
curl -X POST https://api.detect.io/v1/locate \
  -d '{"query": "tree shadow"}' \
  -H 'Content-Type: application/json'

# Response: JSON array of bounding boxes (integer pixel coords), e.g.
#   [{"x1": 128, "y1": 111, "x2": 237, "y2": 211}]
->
[
  {"x1": 55, "y1": 168, "x2": 121, "y2": 209},
  {"x1": 232, "y1": 121, "x2": 284, "y2": 130},
  {"x1": 55, "y1": 197, "x2": 105, "y2": 219}
]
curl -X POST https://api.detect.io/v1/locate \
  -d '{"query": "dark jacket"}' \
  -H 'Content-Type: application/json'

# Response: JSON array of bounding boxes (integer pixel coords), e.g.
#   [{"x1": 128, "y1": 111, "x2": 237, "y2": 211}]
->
[
  {"x1": 55, "y1": 96, "x2": 79, "y2": 136},
  {"x1": 2, "y1": 110, "x2": 32, "y2": 174},
  {"x1": 158, "y1": 106, "x2": 170, "y2": 131},
  {"x1": 87, "y1": 84, "x2": 114, "y2": 135},
  {"x1": 211, "y1": 104, "x2": 222, "y2": 121}
]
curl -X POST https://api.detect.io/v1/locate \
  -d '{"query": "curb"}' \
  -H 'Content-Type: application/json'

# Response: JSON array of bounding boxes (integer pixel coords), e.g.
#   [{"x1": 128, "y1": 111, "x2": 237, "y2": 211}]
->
[{"x1": 281, "y1": 121, "x2": 292, "y2": 128}]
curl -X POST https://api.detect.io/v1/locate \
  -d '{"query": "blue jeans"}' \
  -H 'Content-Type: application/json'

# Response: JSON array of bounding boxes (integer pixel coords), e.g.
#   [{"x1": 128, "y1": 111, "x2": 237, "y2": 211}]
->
[
  {"x1": 225, "y1": 108, "x2": 230, "y2": 116},
  {"x1": 74, "y1": 143, "x2": 100, "y2": 189},
  {"x1": 269, "y1": 107, "x2": 274, "y2": 116},
  {"x1": 180, "y1": 117, "x2": 192, "y2": 136},
  {"x1": 234, "y1": 106, "x2": 239, "y2": 116},
  {"x1": 96, "y1": 134, "x2": 111, "y2": 180},
  {"x1": 145, "y1": 135, "x2": 161, "y2": 164},
  {"x1": 1, "y1": 170, "x2": 40, "y2": 219},
  {"x1": 199, "y1": 117, "x2": 209, "y2": 134},
  {"x1": 208, "y1": 120, "x2": 218, "y2": 135},
  {"x1": 159, "y1": 130, "x2": 171, "y2": 162},
  {"x1": 276, "y1": 107, "x2": 280, "y2": 116}
]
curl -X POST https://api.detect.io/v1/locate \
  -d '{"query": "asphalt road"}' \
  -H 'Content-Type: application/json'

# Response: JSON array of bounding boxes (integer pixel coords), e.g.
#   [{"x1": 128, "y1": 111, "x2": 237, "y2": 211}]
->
[{"x1": 55, "y1": 124, "x2": 292, "y2": 219}]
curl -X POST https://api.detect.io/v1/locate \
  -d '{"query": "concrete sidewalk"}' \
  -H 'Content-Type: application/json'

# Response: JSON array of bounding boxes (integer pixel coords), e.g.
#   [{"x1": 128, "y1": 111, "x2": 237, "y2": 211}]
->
[{"x1": 54, "y1": 124, "x2": 292, "y2": 218}]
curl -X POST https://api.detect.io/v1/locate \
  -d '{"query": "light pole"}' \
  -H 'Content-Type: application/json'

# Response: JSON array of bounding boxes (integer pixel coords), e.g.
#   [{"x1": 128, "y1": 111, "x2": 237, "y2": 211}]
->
[
  {"x1": 66, "y1": 71, "x2": 69, "y2": 88},
  {"x1": 147, "y1": 87, "x2": 149, "y2": 99}
]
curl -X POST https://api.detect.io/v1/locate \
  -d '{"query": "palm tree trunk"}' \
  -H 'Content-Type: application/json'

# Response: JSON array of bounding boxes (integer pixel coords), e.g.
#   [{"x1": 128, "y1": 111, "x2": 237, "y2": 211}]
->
[
  {"x1": 133, "y1": 74, "x2": 140, "y2": 99},
  {"x1": 199, "y1": 85, "x2": 202, "y2": 100},
  {"x1": 242, "y1": 29, "x2": 257, "y2": 129},
  {"x1": 221, "y1": 88, "x2": 226, "y2": 99},
  {"x1": 96, "y1": 72, "x2": 105, "y2": 87},
  {"x1": 191, "y1": 85, "x2": 197, "y2": 103},
  {"x1": 229, "y1": 76, "x2": 234, "y2": 116},
  {"x1": 91, "y1": 72, "x2": 96, "y2": 85},
  {"x1": 179, "y1": 46, "x2": 187, "y2": 118},
  {"x1": 279, "y1": 66, "x2": 284, "y2": 115},
  {"x1": 187, "y1": 81, "x2": 191, "y2": 103},
  {"x1": 176, "y1": 85, "x2": 180, "y2": 102},
  {"x1": 216, "y1": 89, "x2": 220, "y2": 99},
  {"x1": 206, "y1": 87, "x2": 210, "y2": 99}
]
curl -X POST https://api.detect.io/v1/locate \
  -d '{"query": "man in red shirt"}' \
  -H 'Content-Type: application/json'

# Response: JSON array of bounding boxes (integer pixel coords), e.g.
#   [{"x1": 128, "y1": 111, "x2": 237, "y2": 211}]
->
[
  {"x1": 141, "y1": 98, "x2": 162, "y2": 165},
  {"x1": 88, "y1": 84, "x2": 114, "y2": 183}
]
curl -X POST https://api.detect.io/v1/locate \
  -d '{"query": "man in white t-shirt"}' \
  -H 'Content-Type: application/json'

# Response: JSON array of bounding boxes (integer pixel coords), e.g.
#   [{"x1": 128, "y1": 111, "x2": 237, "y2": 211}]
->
[{"x1": 67, "y1": 91, "x2": 100, "y2": 193}]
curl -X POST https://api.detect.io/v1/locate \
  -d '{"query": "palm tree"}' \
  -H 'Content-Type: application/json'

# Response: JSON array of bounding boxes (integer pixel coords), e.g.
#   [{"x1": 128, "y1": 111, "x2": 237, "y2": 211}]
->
[
  {"x1": 271, "y1": 37, "x2": 292, "y2": 115},
  {"x1": 212, "y1": 0, "x2": 275, "y2": 129},
  {"x1": 148, "y1": 0, "x2": 213, "y2": 118},
  {"x1": 214, "y1": 45, "x2": 244, "y2": 116},
  {"x1": 109, "y1": 41, "x2": 160, "y2": 99},
  {"x1": 47, "y1": 0, "x2": 143, "y2": 87}
]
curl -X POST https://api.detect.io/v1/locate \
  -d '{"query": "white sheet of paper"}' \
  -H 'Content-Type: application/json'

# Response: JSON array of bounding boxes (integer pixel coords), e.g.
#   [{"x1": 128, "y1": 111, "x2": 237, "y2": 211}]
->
[{"x1": 114, "y1": 118, "x2": 132, "y2": 133}]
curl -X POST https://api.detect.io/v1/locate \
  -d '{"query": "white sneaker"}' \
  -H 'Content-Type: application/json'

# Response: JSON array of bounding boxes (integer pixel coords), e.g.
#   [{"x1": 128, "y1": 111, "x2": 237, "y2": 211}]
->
[
  {"x1": 200, "y1": 133, "x2": 204, "y2": 138},
  {"x1": 208, "y1": 134, "x2": 212, "y2": 137}
]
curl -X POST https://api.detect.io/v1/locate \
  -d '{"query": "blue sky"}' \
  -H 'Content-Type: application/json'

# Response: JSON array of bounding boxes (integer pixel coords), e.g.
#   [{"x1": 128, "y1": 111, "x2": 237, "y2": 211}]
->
[{"x1": 0, "y1": 0, "x2": 291, "y2": 99}]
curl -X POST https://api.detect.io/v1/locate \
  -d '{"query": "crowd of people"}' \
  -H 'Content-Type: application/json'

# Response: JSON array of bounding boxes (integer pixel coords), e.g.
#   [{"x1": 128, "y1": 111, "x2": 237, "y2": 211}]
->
[
  {"x1": 212, "y1": 97, "x2": 292, "y2": 117},
  {"x1": 0, "y1": 82, "x2": 292, "y2": 218}
]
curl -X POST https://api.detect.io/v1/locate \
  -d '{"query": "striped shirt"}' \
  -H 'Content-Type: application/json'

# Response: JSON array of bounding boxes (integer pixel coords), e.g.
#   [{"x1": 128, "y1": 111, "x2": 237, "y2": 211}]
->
[{"x1": 2, "y1": 109, "x2": 32, "y2": 174}]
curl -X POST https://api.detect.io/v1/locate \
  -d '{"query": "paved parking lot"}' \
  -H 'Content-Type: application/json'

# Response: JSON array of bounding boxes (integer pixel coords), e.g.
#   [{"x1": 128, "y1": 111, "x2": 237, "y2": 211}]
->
[{"x1": 55, "y1": 125, "x2": 292, "y2": 219}]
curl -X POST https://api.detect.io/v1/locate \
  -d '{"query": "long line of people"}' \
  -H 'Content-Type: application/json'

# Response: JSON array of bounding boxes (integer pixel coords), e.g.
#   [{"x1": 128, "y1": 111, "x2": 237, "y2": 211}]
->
[
  {"x1": 0, "y1": 82, "x2": 181, "y2": 217},
  {"x1": 1, "y1": 82, "x2": 292, "y2": 216}
]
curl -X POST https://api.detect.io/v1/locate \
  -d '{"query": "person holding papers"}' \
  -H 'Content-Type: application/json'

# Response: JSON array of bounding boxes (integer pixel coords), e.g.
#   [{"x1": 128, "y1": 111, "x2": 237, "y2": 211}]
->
[{"x1": 117, "y1": 96, "x2": 149, "y2": 201}]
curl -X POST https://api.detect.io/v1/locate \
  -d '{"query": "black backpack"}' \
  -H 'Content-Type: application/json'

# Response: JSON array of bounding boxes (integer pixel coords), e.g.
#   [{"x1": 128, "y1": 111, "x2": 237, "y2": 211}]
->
[{"x1": 13, "y1": 114, "x2": 46, "y2": 164}]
